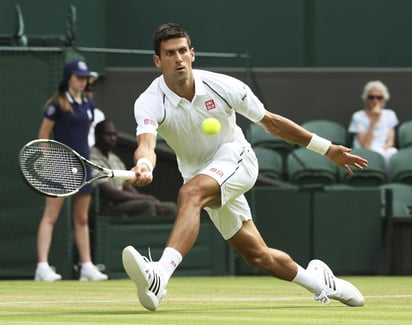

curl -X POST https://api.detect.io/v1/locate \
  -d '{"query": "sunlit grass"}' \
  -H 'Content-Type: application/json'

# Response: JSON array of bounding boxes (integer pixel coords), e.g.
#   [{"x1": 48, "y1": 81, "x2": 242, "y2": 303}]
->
[{"x1": 0, "y1": 276, "x2": 411, "y2": 324}]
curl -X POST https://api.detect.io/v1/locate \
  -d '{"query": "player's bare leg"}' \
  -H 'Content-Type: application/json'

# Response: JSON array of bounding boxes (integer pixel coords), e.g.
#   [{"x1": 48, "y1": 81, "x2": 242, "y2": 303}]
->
[
  {"x1": 228, "y1": 220, "x2": 298, "y2": 280},
  {"x1": 123, "y1": 174, "x2": 220, "y2": 310},
  {"x1": 166, "y1": 174, "x2": 221, "y2": 256},
  {"x1": 228, "y1": 220, "x2": 364, "y2": 306}
]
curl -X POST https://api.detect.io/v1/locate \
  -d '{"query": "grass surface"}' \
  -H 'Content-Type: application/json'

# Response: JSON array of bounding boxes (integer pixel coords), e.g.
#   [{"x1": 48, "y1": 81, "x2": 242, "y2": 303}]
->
[{"x1": 0, "y1": 276, "x2": 411, "y2": 324}]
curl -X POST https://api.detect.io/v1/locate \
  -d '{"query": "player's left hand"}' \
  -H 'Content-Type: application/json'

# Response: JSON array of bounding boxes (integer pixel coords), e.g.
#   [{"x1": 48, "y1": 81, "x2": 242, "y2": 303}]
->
[{"x1": 326, "y1": 144, "x2": 368, "y2": 175}]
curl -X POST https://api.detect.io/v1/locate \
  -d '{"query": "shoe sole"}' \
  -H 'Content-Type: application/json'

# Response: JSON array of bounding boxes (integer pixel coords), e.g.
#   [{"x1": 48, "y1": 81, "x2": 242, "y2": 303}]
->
[
  {"x1": 122, "y1": 246, "x2": 159, "y2": 311},
  {"x1": 79, "y1": 275, "x2": 108, "y2": 282},
  {"x1": 34, "y1": 273, "x2": 62, "y2": 282},
  {"x1": 309, "y1": 259, "x2": 364, "y2": 307},
  {"x1": 34, "y1": 277, "x2": 61, "y2": 282}
]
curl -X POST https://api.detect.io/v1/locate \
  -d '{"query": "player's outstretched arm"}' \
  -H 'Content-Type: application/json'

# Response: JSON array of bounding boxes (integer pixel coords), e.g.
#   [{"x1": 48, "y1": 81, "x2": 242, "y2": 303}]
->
[{"x1": 257, "y1": 110, "x2": 368, "y2": 175}]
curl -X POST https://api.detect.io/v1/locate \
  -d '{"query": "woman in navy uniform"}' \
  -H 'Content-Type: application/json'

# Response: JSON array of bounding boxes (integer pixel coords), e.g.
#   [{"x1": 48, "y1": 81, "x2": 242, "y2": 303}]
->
[{"x1": 34, "y1": 60, "x2": 108, "y2": 282}]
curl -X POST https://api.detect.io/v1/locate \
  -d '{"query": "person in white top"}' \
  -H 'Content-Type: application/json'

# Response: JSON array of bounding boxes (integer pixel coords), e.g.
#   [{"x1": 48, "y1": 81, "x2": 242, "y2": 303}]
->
[
  {"x1": 348, "y1": 80, "x2": 399, "y2": 175},
  {"x1": 85, "y1": 79, "x2": 106, "y2": 147},
  {"x1": 122, "y1": 23, "x2": 368, "y2": 311}
]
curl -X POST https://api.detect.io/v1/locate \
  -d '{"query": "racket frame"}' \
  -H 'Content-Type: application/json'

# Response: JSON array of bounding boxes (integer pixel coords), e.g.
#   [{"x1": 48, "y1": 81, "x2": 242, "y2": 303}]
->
[{"x1": 19, "y1": 139, "x2": 135, "y2": 198}]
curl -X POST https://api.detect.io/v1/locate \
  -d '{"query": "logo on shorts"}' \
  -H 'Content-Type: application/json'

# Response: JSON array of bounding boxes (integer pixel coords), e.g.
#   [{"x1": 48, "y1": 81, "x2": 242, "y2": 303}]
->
[
  {"x1": 143, "y1": 118, "x2": 156, "y2": 126},
  {"x1": 205, "y1": 99, "x2": 216, "y2": 111},
  {"x1": 209, "y1": 167, "x2": 224, "y2": 177}
]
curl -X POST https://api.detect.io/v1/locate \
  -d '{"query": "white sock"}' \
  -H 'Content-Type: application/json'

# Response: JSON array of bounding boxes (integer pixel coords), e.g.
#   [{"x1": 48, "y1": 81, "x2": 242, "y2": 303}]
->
[
  {"x1": 37, "y1": 262, "x2": 49, "y2": 269},
  {"x1": 81, "y1": 261, "x2": 94, "y2": 269},
  {"x1": 292, "y1": 264, "x2": 320, "y2": 294},
  {"x1": 158, "y1": 247, "x2": 182, "y2": 282}
]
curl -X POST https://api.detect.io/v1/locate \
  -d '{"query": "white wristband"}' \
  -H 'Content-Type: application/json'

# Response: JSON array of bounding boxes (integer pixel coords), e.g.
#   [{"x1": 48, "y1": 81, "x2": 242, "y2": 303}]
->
[
  {"x1": 306, "y1": 134, "x2": 331, "y2": 155},
  {"x1": 136, "y1": 158, "x2": 153, "y2": 173}
]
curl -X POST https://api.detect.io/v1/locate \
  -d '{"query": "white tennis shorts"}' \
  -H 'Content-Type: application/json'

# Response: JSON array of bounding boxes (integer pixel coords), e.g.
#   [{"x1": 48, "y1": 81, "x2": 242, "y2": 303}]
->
[{"x1": 200, "y1": 142, "x2": 259, "y2": 240}]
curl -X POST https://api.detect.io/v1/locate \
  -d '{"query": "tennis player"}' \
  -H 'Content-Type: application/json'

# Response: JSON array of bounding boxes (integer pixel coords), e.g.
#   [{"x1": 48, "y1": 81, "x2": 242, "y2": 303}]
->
[{"x1": 123, "y1": 23, "x2": 368, "y2": 311}]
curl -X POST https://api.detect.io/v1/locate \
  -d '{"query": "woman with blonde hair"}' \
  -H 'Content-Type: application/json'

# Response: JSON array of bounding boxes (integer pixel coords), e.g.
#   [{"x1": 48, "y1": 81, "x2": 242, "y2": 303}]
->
[{"x1": 348, "y1": 80, "x2": 399, "y2": 176}]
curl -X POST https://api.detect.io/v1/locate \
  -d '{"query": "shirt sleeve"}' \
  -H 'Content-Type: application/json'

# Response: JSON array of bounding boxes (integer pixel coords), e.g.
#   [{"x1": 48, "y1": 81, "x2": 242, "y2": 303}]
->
[
  {"x1": 134, "y1": 92, "x2": 161, "y2": 137},
  {"x1": 386, "y1": 109, "x2": 399, "y2": 128},
  {"x1": 223, "y1": 76, "x2": 266, "y2": 122},
  {"x1": 43, "y1": 102, "x2": 61, "y2": 121},
  {"x1": 348, "y1": 111, "x2": 367, "y2": 133}
]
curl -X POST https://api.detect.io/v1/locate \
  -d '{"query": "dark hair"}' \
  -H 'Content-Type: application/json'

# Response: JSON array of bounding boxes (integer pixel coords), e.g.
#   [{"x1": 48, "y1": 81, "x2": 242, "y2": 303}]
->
[
  {"x1": 153, "y1": 23, "x2": 191, "y2": 56},
  {"x1": 95, "y1": 119, "x2": 113, "y2": 135}
]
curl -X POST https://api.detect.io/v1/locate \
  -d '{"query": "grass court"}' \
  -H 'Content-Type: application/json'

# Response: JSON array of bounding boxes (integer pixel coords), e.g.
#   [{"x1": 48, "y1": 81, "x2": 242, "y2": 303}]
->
[{"x1": 0, "y1": 276, "x2": 411, "y2": 324}]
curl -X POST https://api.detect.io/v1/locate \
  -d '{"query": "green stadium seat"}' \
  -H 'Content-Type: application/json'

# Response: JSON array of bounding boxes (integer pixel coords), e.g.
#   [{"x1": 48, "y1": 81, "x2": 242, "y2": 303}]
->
[
  {"x1": 301, "y1": 119, "x2": 348, "y2": 146},
  {"x1": 254, "y1": 147, "x2": 285, "y2": 185},
  {"x1": 339, "y1": 148, "x2": 387, "y2": 186},
  {"x1": 287, "y1": 148, "x2": 338, "y2": 185},
  {"x1": 390, "y1": 148, "x2": 412, "y2": 185},
  {"x1": 246, "y1": 123, "x2": 294, "y2": 159},
  {"x1": 380, "y1": 183, "x2": 412, "y2": 215},
  {"x1": 398, "y1": 120, "x2": 412, "y2": 149}
]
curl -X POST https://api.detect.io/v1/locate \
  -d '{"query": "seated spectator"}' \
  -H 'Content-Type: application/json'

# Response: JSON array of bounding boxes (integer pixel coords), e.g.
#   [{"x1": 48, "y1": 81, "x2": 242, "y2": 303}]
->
[
  {"x1": 90, "y1": 120, "x2": 177, "y2": 217},
  {"x1": 348, "y1": 80, "x2": 399, "y2": 175}
]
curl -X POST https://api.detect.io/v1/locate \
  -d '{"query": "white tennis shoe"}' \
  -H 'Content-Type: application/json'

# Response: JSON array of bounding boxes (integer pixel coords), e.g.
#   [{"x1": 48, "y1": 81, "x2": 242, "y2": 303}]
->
[
  {"x1": 34, "y1": 265, "x2": 62, "y2": 282},
  {"x1": 79, "y1": 264, "x2": 108, "y2": 281},
  {"x1": 122, "y1": 246, "x2": 166, "y2": 311},
  {"x1": 307, "y1": 259, "x2": 365, "y2": 307}
]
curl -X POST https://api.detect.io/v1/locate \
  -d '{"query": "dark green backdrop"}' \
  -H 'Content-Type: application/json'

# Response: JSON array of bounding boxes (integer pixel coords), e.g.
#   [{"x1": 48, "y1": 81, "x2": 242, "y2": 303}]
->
[{"x1": 1, "y1": 0, "x2": 412, "y2": 68}]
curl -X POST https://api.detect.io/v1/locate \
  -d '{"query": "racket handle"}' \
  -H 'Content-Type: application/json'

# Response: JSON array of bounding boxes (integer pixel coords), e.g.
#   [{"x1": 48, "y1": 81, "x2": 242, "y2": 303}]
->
[{"x1": 111, "y1": 170, "x2": 136, "y2": 180}]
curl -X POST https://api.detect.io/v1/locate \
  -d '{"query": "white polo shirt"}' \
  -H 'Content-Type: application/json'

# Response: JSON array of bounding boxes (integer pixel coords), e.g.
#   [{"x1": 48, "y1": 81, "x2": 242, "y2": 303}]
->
[{"x1": 134, "y1": 69, "x2": 266, "y2": 180}]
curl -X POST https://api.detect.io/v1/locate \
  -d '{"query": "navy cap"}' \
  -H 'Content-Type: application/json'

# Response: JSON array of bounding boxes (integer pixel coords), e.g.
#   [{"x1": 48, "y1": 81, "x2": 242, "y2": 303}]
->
[{"x1": 63, "y1": 60, "x2": 91, "y2": 81}]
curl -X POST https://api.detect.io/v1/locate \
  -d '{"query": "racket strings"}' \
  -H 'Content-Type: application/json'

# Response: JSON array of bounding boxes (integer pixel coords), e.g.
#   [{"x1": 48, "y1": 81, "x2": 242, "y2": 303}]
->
[{"x1": 20, "y1": 142, "x2": 86, "y2": 195}]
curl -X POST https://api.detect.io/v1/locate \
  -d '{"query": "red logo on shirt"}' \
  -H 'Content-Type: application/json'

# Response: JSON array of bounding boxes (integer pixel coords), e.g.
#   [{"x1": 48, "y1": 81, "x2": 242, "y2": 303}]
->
[{"x1": 205, "y1": 99, "x2": 216, "y2": 111}]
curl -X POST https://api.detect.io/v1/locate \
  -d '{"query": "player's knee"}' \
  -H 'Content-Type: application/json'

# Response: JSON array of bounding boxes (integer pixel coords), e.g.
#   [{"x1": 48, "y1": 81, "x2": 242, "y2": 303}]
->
[
  {"x1": 243, "y1": 250, "x2": 270, "y2": 268},
  {"x1": 243, "y1": 248, "x2": 292, "y2": 270},
  {"x1": 178, "y1": 183, "x2": 203, "y2": 206}
]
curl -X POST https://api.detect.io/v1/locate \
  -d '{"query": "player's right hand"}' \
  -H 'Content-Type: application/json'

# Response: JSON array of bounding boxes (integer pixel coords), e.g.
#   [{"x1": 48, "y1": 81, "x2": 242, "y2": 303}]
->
[{"x1": 127, "y1": 165, "x2": 153, "y2": 187}]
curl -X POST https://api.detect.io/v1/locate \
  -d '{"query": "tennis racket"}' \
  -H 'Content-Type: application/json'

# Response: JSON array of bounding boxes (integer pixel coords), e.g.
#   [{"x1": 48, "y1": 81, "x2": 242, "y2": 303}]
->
[{"x1": 19, "y1": 139, "x2": 136, "y2": 198}]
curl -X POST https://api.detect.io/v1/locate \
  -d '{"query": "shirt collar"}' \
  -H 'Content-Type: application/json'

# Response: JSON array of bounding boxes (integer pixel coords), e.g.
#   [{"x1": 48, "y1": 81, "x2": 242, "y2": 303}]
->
[
  {"x1": 65, "y1": 91, "x2": 89, "y2": 105},
  {"x1": 159, "y1": 70, "x2": 206, "y2": 106},
  {"x1": 65, "y1": 91, "x2": 74, "y2": 103}
]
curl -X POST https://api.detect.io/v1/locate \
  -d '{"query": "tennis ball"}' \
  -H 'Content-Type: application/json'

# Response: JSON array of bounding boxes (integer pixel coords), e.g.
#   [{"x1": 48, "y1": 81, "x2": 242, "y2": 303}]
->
[{"x1": 202, "y1": 118, "x2": 221, "y2": 135}]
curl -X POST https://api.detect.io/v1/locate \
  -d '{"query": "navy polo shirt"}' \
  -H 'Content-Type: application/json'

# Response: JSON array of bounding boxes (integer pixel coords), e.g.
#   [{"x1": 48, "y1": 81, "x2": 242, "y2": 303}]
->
[
  {"x1": 44, "y1": 92, "x2": 94, "y2": 194},
  {"x1": 44, "y1": 92, "x2": 94, "y2": 159}
]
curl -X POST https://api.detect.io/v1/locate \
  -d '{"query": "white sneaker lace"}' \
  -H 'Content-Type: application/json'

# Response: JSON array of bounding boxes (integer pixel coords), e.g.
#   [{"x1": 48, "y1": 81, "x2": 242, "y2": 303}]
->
[
  {"x1": 314, "y1": 291, "x2": 331, "y2": 305},
  {"x1": 141, "y1": 247, "x2": 165, "y2": 298},
  {"x1": 313, "y1": 266, "x2": 336, "y2": 305}
]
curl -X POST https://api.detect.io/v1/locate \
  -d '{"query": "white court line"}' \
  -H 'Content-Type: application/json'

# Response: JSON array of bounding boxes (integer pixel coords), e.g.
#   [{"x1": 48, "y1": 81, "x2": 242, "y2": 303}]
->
[{"x1": 1, "y1": 294, "x2": 412, "y2": 306}]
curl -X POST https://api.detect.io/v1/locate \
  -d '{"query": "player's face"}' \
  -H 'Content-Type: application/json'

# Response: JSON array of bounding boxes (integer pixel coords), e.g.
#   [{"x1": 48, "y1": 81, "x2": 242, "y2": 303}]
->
[{"x1": 153, "y1": 38, "x2": 195, "y2": 85}]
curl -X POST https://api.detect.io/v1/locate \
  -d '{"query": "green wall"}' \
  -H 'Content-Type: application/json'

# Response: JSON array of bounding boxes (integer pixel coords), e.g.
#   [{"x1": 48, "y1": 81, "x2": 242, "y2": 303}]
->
[{"x1": 1, "y1": 0, "x2": 412, "y2": 67}]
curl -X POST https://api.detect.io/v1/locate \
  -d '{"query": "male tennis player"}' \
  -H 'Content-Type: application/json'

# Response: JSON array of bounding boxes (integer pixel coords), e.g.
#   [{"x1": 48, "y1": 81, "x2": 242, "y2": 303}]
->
[{"x1": 123, "y1": 23, "x2": 368, "y2": 311}]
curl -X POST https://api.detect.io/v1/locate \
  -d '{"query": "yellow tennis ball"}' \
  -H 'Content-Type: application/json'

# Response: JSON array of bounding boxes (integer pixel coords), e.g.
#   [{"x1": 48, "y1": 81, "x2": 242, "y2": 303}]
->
[{"x1": 202, "y1": 118, "x2": 221, "y2": 135}]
